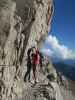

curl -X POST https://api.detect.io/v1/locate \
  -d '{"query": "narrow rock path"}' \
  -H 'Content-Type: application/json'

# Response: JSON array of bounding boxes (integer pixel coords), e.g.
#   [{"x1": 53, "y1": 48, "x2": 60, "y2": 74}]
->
[{"x1": 22, "y1": 81, "x2": 56, "y2": 100}]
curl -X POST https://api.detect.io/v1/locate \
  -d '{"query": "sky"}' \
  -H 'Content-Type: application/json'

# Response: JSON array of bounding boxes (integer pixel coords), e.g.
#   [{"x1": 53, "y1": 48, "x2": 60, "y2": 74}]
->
[
  {"x1": 42, "y1": 0, "x2": 75, "y2": 60},
  {"x1": 50, "y1": 0, "x2": 75, "y2": 51}
]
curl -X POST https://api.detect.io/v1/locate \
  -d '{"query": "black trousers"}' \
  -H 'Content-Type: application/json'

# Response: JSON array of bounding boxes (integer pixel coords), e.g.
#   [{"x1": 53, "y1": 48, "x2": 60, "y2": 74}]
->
[{"x1": 24, "y1": 62, "x2": 31, "y2": 81}]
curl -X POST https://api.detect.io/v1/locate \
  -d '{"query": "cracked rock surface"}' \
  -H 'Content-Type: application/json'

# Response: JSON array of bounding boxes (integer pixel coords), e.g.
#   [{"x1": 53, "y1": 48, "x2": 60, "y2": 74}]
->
[{"x1": 0, "y1": 0, "x2": 69, "y2": 100}]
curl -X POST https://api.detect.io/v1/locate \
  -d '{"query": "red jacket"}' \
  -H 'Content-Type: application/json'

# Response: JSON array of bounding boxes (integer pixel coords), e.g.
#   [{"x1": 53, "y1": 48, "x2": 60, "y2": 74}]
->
[{"x1": 32, "y1": 50, "x2": 40, "y2": 65}]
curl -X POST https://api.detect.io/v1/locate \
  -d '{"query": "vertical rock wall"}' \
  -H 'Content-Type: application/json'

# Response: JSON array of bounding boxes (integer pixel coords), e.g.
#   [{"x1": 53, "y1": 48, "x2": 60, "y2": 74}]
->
[{"x1": 0, "y1": 0, "x2": 54, "y2": 100}]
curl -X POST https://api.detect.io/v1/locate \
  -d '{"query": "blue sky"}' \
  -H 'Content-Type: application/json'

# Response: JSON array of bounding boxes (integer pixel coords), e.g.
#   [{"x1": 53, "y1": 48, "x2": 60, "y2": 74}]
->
[
  {"x1": 42, "y1": 0, "x2": 75, "y2": 60},
  {"x1": 50, "y1": 0, "x2": 75, "y2": 52}
]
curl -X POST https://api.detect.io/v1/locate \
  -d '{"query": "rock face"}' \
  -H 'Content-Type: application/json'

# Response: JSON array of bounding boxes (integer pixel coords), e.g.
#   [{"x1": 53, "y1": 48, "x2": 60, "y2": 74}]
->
[{"x1": 0, "y1": 0, "x2": 55, "y2": 100}]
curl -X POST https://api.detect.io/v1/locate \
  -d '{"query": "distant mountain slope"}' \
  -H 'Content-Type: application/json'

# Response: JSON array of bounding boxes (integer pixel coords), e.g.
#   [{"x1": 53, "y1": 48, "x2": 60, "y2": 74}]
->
[
  {"x1": 63, "y1": 59, "x2": 75, "y2": 66},
  {"x1": 53, "y1": 61, "x2": 75, "y2": 80}
]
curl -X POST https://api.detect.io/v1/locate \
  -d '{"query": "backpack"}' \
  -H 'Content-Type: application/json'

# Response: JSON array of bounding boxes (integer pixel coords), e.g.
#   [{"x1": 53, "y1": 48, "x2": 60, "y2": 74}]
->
[{"x1": 27, "y1": 48, "x2": 32, "y2": 61}]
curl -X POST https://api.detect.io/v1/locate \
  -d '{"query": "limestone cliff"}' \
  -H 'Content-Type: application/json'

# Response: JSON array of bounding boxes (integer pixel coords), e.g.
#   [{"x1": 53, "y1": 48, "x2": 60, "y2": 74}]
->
[{"x1": 0, "y1": 0, "x2": 56, "y2": 100}]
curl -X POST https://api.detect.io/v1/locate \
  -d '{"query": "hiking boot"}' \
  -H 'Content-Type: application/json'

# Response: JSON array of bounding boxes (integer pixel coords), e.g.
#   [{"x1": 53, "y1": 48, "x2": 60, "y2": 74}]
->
[
  {"x1": 34, "y1": 80, "x2": 37, "y2": 84},
  {"x1": 31, "y1": 80, "x2": 35, "y2": 84}
]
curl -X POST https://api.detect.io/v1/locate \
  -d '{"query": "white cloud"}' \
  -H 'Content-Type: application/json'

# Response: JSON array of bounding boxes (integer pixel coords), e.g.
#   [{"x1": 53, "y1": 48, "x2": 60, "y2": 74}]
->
[
  {"x1": 45, "y1": 35, "x2": 75, "y2": 60},
  {"x1": 41, "y1": 48, "x2": 53, "y2": 56}
]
